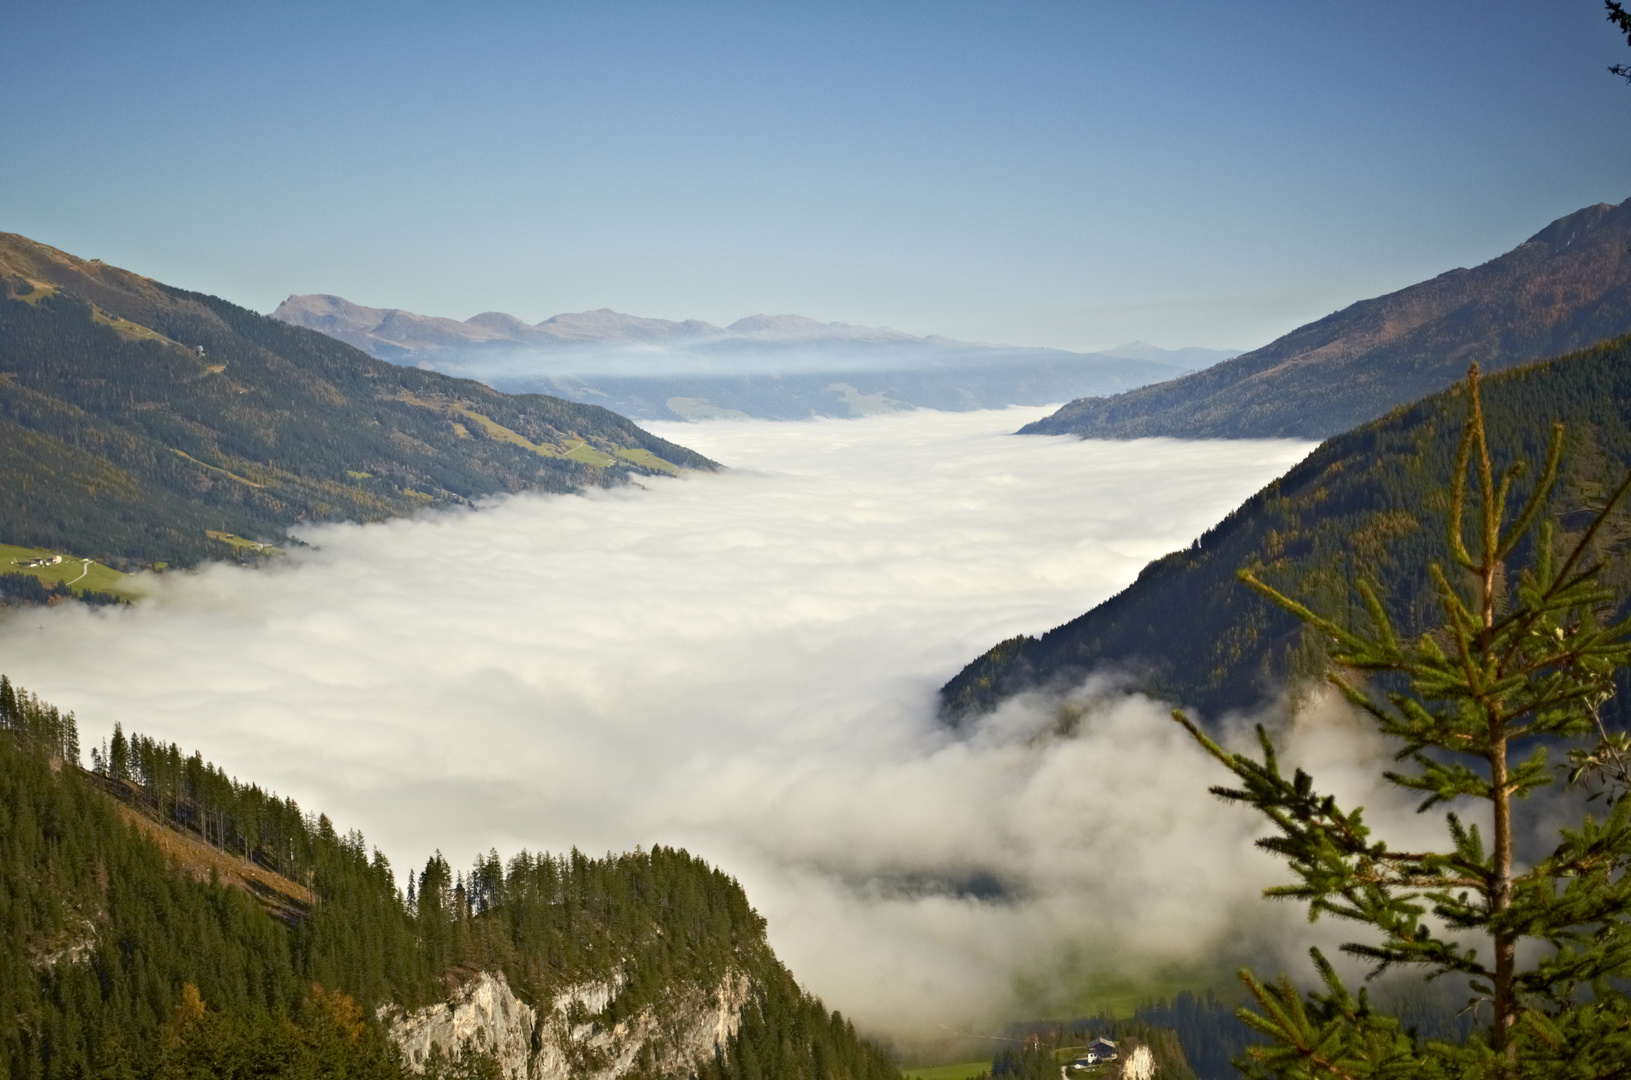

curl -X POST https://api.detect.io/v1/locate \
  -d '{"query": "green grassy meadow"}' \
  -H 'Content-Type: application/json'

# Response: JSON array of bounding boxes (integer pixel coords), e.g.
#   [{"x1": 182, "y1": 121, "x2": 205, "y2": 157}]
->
[
  {"x1": 1014, "y1": 961, "x2": 1234, "y2": 1023},
  {"x1": 205, "y1": 531, "x2": 283, "y2": 557},
  {"x1": 615, "y1": 446, "x2": 681, "y2": 474},
  {"x1": 0, "y1": 543, "x2": 142, "y2": 599},
  {"x1": 1067, "y1": 973, "x2": 1215, "y2": 1020},
  {"x1": 901, "y1": 1061, "x2": 991, "y2": 1080},
  {"x1": 447, "y1": 402, "x2": 629, "y2": 468},
  {"x1": 562, "y1": 437, "x2": 617, "y2": 467}
]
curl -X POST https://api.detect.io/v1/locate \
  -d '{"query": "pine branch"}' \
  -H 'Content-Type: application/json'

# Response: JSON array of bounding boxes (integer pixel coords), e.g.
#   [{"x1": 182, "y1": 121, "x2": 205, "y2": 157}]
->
[{"x1": 1173, "y1": 364, "x2": 1631, "y2": 1074}]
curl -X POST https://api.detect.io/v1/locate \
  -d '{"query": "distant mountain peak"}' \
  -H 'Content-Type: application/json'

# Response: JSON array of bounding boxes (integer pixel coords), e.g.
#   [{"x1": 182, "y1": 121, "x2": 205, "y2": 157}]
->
[
  {"x1": 268, "y1": 294, "x2": 1237, "y2": 422},
  {"x1": 725, "y1": 313, "x2": 917, "y2": 343},
  {"x1": 1023, "y1": 196, "x2": 1631, "y2": 441},
  {"x1": 273, "y1": 293, "x2": 387, "y2": 335},
  {"x1": 1102, "y1": 340, "x2": 1168, "y2": 361},
  {"x1": 534, "y1": 308, "x2": 725, "y2": 343},
  {"x1": 465, "y1": 310, "x2": 534, "y2": 335},
  {"x1": 274, "y1": 299, "x2": 930, "y2": 353}
]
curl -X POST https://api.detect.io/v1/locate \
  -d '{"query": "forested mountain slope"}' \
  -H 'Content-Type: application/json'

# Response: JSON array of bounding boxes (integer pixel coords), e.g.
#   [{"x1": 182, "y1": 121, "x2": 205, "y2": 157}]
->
[
  {"x1": 0, "y1": 676, "x2": 896, "y2": 1080},
  {"x1": 1022, "y1": 198, "x2": 1631, "y2": 440},
  {"x1": 943, "y1": 334, "x2": 1631, "y2": 722},
  {"x1": 0, "y1": 234, "x2": 714, "y2": 570}
]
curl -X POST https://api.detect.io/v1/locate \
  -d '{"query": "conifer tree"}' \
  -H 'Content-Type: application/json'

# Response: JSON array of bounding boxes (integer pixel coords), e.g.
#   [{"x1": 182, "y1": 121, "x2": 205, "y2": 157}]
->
[
  {"x1": 109, "y1": 721, "x2": 130, "y2": 782},
  {"x1": 1608, "y1": 1, "x2": 1631, "y2": 83},
  {"x1": 1174, "y1": 366, "x2": 1631, "y2": 1078}
]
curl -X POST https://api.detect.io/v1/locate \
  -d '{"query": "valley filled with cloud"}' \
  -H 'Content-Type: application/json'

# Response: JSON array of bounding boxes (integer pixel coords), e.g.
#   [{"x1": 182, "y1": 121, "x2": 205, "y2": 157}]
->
[{"x1": 1, "y1": 407, "x2": 1332, "y2": 1040}]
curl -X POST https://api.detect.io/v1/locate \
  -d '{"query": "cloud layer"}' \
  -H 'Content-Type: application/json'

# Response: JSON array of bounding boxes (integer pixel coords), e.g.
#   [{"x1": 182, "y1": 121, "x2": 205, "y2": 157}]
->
[{"x1": 0, "y1": 407, "x2": 1318, "y2": 1039}]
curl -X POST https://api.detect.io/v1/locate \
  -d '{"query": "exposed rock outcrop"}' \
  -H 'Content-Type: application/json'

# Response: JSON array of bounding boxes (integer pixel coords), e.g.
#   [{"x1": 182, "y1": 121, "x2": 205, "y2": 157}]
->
[
  {"x1": 384, "y1": 972, "x2": 537, "y2": 1080},
  {"x1": 384, "y1": 968, "x2": 752, "y2": 1080},
  {"x1": 26, "y1": 912, "x2": 97, "y2": 971},
  {"x1": 1119, "y1": 1042, "x2": 1155, "y2": 1080}
]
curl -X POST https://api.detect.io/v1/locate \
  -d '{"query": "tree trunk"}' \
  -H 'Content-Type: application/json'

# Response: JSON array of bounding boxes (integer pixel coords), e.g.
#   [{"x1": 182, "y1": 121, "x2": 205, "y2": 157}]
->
[
  {"x1": 1490, "y1": 731, "x2": 1515, "y2": 1067},
  {"x1": 1482, "y1": 506, "x2": 1516, "y2": 1071}
]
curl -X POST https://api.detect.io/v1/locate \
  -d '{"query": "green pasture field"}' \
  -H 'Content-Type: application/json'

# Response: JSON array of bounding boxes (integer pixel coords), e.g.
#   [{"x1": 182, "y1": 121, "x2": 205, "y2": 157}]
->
[
  {"x1": 446, "y1": 404, "x2": 632, "y2": 469},
  {"x1": 10, "y1": 280, "x2": 58, "y2": 305},
  {"x1": 0, "y1": 544, "x2": 142, "y2": 599},
  {"x1": 1042, "y1": 964, "x2": 1232, "y2": 1022},
  {"x1": 90, "y1": 304, "x2": 175, "y2": 346},
  {"x1": 614, "y1": 446, "x2": 679, "y2": 474},
  {"x1": 901, "y1": 1061, "x2": 990, "y2": 1080},
  {"x1": 561, "y1": 438, "x2": 617, "y2": 467},
  {"x1": 205, "y1": 530, "x2": 283, "y2": 557},
  {"x1": 449, "y1": 403, "x2": 555, "y2": 455}
]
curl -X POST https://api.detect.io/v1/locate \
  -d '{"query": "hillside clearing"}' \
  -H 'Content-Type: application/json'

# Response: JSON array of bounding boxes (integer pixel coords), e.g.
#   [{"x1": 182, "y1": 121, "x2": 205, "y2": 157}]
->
[
  {"x1": 901, "y1": 1061, "x2": 990, "y2": 1080},
  {"x1": 0, "y1": 543, "x2": 141, "y2": 599}
]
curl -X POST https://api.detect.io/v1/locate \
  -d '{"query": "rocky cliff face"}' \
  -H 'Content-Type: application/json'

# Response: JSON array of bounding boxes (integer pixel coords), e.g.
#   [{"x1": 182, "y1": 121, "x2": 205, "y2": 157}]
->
[
  {"x1": 384, "y1": 973, "x2": 537, "y2": 1080},
  {"x1": 26, "y1": 912, "x2": 97, "y2": 972},
  {"x1": 1118, "y1": 1043, "x2": 1155, "y2": 1080},
  {"x1": 383, "y1": 969, "x2": 752, "y2": 1080}
]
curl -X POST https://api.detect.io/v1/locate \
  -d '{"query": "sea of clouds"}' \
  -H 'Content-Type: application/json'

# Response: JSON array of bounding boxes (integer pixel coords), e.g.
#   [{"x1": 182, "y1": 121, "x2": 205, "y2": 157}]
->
[{"x1": 0, "y1": 406, "x2": 1421, "y2": 1043}]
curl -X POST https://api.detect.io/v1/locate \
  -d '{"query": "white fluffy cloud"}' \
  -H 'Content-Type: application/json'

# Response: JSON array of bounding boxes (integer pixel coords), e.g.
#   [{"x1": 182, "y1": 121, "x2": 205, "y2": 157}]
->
[{"x1": 1, "y1": 407, "x2": 1325, "y2": 1039}]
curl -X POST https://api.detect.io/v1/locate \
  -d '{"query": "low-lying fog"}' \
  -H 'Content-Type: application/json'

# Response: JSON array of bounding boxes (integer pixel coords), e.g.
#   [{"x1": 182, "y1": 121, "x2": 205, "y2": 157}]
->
[{"x1": 3, "y1": 406, "x2": 1333, "y2": 1041}]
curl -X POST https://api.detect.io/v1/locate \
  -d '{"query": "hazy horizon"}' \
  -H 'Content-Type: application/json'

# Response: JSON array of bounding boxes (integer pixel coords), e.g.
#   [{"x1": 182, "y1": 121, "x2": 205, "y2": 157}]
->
[{"x1": 6, "y1": 3, "x2": 1628, "y2": 352}]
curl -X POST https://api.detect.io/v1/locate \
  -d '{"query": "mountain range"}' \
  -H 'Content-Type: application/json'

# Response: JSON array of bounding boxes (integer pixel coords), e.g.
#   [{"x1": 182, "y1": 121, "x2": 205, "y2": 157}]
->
[
  {"x1": 0, "y1": 233, "x2": 712, "y2": 570},
  {"x1": 943, "y1": 331, "x2": 1631, "y2": 723},
  {"x1": 1021, "y1": 198, "x2": 1631, "y2": 440},
  {"x1": 272, "y1": 295, "x2": 1236, "y2": 421},
  {"x1": 273, "y1": 295, "x2": 934, "y2": 357}
]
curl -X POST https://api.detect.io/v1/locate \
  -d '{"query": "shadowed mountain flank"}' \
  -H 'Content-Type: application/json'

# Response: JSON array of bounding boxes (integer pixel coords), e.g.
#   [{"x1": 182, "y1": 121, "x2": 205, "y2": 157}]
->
[{"x1": 945, "y1": 334, "x2": 1631, "y2": 722}]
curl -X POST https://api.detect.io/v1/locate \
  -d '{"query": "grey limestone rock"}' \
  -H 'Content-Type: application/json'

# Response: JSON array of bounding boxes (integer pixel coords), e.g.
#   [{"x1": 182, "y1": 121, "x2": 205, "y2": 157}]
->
[{"x1": 384, "y1": 968, "x2": 752, "y2": 1080}]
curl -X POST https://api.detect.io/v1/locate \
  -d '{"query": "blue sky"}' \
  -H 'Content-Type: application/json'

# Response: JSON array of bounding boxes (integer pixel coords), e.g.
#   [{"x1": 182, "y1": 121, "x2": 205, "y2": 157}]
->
[{"x1": 4, "y1": 1, "x2": 1629, "y2": 351}]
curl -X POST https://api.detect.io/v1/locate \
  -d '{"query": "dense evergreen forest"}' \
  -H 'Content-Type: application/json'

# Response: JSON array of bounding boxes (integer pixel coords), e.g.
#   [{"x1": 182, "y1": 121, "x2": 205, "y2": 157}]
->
[
  {"x1": 944, "y1": 332, "x2": 1631, "y2": 723},
  {"x1": 0, "y1": 676, "x2": 896, "y2": 1080},
  {"x1": 0, "y1": 574, "x2": 124, "y2": 609},
  {"x1": 0, "y1": 233, "x2": 714, "y2": 571}
]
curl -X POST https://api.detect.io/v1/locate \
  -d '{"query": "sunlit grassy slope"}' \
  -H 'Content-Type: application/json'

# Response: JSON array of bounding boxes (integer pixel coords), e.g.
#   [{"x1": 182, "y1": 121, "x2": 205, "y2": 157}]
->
[
  {"x1": 0, "y1": 543, "x2": 140, "y2": 599},
  {"x1": 901, "y1": 1061, "x2": 991, "y2": 1080},
  {"x1": 0, "y1": 231, "x2": 716, "y2": 570}
]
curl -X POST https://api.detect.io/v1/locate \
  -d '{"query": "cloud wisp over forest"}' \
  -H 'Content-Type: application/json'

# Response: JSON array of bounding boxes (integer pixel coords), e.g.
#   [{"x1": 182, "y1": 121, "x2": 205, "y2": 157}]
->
[{"x1": 0, "y1": 407, "x2": 1364, "y2": 1036}]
